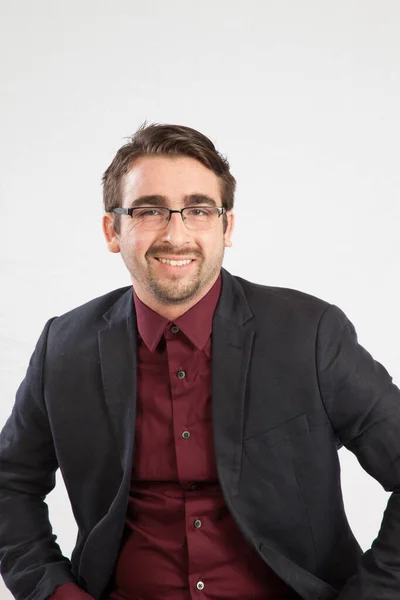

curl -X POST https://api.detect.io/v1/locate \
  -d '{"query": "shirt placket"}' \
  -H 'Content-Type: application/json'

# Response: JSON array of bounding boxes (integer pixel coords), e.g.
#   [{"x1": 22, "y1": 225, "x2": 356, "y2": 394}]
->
[{"x1": 165, "y1": 324, "x2": 209, "y2": 597}]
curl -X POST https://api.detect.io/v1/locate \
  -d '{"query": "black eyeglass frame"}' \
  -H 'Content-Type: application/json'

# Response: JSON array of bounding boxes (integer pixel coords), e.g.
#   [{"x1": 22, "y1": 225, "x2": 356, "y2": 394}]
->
[{"x1": 108, "y1": 206, "x2": 227, "y2": 228}]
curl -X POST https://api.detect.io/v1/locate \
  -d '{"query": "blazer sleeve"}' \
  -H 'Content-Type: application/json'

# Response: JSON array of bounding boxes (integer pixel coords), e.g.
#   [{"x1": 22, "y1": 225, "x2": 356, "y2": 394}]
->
[
  {"x1": 316, "y1": 304, "x2": 400, "y2": 599},
  {"x1": 0, "y1": 319, "x2": 77, "y2": 600}
]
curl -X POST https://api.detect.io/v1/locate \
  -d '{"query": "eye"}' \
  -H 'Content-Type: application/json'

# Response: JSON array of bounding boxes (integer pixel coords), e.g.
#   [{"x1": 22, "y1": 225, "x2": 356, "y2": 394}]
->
[
  {"x1": 135, "y1": 208, "x2": 162, "y2": 217},
  {"x1": 187, "y1": 207, "x2": 212, "y2": 216}
]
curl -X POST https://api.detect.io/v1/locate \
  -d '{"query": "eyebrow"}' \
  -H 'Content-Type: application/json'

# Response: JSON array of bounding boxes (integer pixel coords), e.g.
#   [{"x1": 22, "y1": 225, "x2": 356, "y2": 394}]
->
[{"x1": 128, "y1": 194, "x2": 218, "y2": 208}]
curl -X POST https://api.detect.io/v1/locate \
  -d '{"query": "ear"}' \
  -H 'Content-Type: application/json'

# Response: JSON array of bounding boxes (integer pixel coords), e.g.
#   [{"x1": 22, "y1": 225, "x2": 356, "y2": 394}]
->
[
  {"x1": 102, "y1": 213, "x2": 121, "y2": 253},
  {"x1": 223, "y1": 211, "x2": 235, "y2": 248}
]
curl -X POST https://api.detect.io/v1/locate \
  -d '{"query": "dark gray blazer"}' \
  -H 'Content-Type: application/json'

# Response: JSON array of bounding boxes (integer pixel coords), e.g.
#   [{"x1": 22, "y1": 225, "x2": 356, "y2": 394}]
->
[{"x1": 1, "y1": 268, "x2": 400, "y2": 600}]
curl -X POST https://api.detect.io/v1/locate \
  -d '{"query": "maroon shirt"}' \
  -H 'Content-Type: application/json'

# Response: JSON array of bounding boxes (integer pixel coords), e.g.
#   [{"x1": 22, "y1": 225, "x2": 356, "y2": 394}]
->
[{"x1": 51, "y1": 274, "x2": 297, "y2": 600}]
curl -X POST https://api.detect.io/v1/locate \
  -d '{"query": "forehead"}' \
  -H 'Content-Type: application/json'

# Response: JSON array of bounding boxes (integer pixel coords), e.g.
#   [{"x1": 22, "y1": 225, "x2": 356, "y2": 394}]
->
[{"x1": 122, "y1": 155, "x2": 221, "y2": 205}]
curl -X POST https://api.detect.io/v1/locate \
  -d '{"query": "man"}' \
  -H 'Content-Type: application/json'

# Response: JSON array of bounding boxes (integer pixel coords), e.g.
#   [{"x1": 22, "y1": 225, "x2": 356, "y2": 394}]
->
[{"x1": 1, "y1": 123, "x2": 400, "y2": 600}]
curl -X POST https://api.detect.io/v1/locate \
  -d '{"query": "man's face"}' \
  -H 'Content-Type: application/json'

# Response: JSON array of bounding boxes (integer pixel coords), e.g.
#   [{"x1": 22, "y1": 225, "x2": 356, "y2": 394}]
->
[{"x1": 103, "y1": 155, "x2": 234, "y2": 309}]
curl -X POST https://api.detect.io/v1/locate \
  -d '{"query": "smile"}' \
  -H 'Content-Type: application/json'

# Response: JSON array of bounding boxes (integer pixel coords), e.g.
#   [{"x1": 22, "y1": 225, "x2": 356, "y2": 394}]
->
[{"x1": 155, "y1": 258, "x2": 194, "y2": 267}]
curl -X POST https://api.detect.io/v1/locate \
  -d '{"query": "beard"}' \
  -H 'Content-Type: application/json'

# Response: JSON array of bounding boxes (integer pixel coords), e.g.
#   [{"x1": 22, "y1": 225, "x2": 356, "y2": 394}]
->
[
  {"x1": 146, "y1": 259, "x2": 205, "y2": 304},
  {"x1": 119, "y1": 243, "x2": 225, "y2": 306}
]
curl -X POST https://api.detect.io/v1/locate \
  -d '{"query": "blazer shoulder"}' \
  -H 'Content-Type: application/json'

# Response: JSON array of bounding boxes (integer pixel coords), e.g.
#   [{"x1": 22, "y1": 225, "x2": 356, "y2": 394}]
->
[
  {"x1": 46, "y1": 286, "x2": 132, "y2": 343},
  {"x1": 233, "y1": 275, "x2": 330, "y2": 319}
]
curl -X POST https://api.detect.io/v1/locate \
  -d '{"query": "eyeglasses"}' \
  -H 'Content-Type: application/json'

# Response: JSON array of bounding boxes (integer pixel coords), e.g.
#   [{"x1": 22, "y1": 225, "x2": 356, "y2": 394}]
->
[{"x1": 108, "y1": 206, "x2": 227, "y2": 231}]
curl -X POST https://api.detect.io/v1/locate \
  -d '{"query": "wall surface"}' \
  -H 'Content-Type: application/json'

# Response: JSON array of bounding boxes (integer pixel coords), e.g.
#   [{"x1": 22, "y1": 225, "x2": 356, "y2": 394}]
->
[{"x1": 1, "y1": 1, "x2": 399, "y2": 598}]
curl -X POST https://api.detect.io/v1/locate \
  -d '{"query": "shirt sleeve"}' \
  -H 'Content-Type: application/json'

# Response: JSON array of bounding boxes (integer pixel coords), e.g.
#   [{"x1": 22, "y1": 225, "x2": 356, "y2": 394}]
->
[{"x1": 49, "y1": 582, "x2": 95, "y2": 600}]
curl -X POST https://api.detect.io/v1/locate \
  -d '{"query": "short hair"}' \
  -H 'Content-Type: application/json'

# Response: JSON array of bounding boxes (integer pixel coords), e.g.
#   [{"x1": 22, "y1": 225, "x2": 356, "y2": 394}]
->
[{"x1": 102, "y1": 122, "x2": 236, "y2": 234}]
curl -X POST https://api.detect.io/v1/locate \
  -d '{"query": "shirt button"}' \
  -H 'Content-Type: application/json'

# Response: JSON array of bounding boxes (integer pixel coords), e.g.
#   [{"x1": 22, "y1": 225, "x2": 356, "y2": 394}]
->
[
  {"x1": 177, "y1": 370, "x2": 186, "y2": 379},
  {"x1": 181, "y1": 430, "x2": 191, "y2": 439},
  {"x1": 171, "y1": 325, "x2": 179, "y2": 333},
  {"x1": 196, "y1": 581, "x2": 205, "y2": 591},
  {"x1": 194, "y1": 519, "x2": 202, "y2": 528},
  {"x1": 189, "y1": 483, "x2": 197, "y2": 490}
]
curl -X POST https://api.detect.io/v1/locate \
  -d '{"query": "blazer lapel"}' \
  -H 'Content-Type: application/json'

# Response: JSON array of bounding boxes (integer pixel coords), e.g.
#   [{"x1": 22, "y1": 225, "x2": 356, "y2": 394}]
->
[
  {"x1": 212, "y1": 269, "x2": 255, "y2": 497},
  {"x1": 98, "y1": 289, "x2": 137, "y2": 470}
]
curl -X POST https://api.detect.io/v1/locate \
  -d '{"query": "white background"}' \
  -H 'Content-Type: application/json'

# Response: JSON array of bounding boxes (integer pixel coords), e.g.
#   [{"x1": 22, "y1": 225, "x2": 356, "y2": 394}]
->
[{"x1": 1, "y1": 1, "x2": 399, "y2": 598}]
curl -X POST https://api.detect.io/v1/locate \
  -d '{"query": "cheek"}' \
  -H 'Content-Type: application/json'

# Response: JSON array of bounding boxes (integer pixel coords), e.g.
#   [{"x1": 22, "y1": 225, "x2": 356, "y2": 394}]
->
[
  {"x1": 205, "y1": 233, "x2": 225, "y2": 254},
  {"x1": 120, "y1": 229, "x2": 152, "y2": 257},
  {"x1": 198, "y1": 230, "x2": 223, "y2": 249}
]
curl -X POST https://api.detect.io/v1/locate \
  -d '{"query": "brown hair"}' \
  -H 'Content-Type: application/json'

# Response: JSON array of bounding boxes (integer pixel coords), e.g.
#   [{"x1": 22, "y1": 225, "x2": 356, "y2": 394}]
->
[{"x1": 102, "y1": 122, "x2": 236, "y2": 234}]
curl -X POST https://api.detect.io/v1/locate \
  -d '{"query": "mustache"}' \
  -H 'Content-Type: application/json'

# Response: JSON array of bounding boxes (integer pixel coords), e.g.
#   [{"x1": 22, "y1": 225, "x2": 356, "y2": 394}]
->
[{"x1": 147, "y1": 248, "x2": 202, "y2": 259}]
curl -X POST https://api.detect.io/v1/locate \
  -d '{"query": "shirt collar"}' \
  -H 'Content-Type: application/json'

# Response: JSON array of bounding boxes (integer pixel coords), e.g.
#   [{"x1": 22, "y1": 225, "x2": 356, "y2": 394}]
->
[{"x1": 133, "y1": 273, "x2": 222, "y2": 353}]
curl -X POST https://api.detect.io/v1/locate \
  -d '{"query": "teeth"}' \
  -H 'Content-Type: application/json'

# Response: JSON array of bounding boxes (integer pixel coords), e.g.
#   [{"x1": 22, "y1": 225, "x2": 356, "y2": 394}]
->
[{"x1": 158, "y1": 258, "x2": 193, "y2": 266}]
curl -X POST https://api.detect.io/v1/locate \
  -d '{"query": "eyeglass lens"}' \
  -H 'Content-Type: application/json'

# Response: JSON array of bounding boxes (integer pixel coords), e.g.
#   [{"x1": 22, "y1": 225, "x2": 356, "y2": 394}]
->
[{"x1": 132, "y1": 207, "x2": 221, "y2": 230}]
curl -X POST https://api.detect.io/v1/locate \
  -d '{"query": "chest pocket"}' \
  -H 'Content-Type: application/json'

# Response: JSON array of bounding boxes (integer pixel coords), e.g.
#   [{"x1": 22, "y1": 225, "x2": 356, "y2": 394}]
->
[{"x1": 244, "y1": 412, "x2": 309, "y2": 451}]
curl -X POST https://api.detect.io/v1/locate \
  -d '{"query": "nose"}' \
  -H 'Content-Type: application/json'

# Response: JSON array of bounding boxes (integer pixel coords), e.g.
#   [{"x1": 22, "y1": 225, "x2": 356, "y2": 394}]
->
[{"x1": 160, "y1": 211, "x2": 192, "y2": 246}]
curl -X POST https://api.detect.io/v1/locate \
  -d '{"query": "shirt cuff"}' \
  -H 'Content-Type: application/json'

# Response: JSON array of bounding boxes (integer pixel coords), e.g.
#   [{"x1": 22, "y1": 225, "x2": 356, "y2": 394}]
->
[{"x1": 49, "y1": 582, "x2": 94, "y2": 600}]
